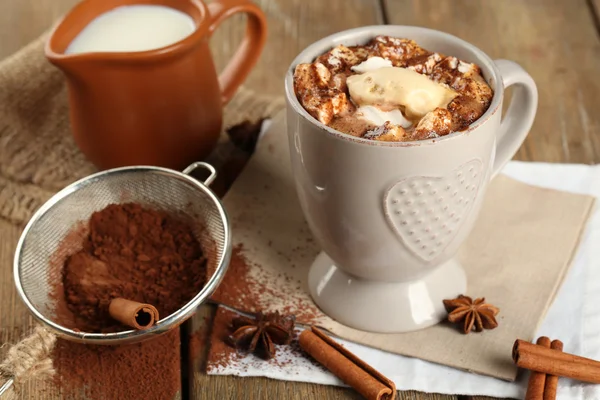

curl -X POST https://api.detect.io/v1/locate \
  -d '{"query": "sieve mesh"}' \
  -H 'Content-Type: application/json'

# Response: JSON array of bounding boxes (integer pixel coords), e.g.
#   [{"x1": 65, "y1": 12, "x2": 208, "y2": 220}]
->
[{"x1": 14, "y1": 165, "x2": 229, "y2": 345}]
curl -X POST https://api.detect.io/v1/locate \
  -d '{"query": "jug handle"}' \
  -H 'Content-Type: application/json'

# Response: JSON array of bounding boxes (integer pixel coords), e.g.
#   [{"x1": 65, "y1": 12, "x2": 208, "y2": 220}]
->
[{"x1": 208, "y1": 0, "x2": 268, "y2": 105}]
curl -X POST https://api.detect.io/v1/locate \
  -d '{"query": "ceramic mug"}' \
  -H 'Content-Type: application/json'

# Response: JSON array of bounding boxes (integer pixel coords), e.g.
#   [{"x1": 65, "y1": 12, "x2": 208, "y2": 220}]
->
[
  {"x1": 46, "y1": 0, "x2": 266, "y2": 170},
  {"x1": 285, "y1": 26, "x2": 537, "y2": 333}
]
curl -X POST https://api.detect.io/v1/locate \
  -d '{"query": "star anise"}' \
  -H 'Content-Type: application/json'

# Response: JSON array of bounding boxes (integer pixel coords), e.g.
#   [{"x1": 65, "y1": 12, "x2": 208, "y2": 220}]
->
[
  {"x1": 443, "y1": 295, "x2": 499, "y2": 334},
  {"x1": 227, "y1": 312, "x2": 296, "y2": 359}
]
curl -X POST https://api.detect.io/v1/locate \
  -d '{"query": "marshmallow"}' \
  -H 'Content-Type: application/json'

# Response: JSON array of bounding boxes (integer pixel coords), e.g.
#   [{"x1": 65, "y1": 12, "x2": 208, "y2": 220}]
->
[
  {"x1": 347, "y1": 67, "x2": 458, "y2": 119},
  {"x1": 356, "y1": 105, "x2": 412, "y2": 128},
  {"x1": 351, "y1": 57, "x2": 393, "y2": 74}
]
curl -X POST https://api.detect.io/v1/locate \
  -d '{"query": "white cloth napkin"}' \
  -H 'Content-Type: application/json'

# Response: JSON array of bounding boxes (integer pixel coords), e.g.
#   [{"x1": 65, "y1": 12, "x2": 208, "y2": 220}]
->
[{"x1": 208, "y1": 160, "x2": 600, "y2": 400}]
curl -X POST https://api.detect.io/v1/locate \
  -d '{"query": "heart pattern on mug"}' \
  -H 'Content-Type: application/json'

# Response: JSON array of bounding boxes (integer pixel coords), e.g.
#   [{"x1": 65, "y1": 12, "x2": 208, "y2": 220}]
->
[{"x1": 384, "y1": 159, "x2": 483, "y2": 262}]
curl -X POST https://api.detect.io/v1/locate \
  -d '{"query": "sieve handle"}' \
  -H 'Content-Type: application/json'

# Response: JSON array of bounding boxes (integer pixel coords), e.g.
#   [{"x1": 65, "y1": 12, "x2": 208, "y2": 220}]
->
[
  {"x1": 183, "y1": 162, "x2": 217, "y2": 186},
  {"x1": 0, "y1": 378, "x2": 14, "y2": 397}
]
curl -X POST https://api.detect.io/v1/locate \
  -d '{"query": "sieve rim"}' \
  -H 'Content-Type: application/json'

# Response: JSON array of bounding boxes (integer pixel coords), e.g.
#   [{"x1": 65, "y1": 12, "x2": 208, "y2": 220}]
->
[{"x1": 14, "y1": 164, "x2": 232, "y2": 345}]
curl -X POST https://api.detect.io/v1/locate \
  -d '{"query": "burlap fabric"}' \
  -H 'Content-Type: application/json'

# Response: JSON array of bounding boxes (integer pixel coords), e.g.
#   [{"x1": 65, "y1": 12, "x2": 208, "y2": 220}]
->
[
  {"x1": 0, "y1": 326, "x2": 56, "y2": 400},
  {"x1": 0, "y1": 32, "x2": 285, "y2": 227}
]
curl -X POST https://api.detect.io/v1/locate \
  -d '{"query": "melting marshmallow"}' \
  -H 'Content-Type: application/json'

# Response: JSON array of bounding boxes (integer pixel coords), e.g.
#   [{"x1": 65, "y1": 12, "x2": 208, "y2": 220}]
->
[
  {"x1": 347, "y1": 66, "x2": 458, "y2": 119},
  {"x1": 458, "y1": 60, "x2": 473, "y2": 73},
  {"x1": 351, "y1": 57, "x2": 393, "y2": 73},
  {"x1": 357, "y1": 105, "x2": 412, "y2": 128}
]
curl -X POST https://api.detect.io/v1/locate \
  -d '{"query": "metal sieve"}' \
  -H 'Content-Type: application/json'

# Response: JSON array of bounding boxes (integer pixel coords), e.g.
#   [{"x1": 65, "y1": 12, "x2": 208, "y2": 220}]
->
[{"x1": 13, "y1": 162, "x2": 231, "y2": 345}]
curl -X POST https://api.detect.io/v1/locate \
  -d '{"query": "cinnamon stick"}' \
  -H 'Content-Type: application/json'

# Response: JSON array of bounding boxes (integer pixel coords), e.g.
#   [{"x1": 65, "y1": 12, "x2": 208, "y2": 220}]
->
[
  {"x1": 525, "y1": 337, "x2": 550, "y2": 400},
  {"x1": 299, "y1": 327, "x2": 396, "y2": 400},
  {"x1": 513, "y1": 339, "x2": 600, "y2": 384},
  {"x1": 108, "y1": 298, "x2": 159, "y2": 330},
  {"x1": 514, "y1": 339, "x2": 598, "y2": 367},
  {"x1": 543, "y1": 340, "x2": 563, "y2": 400}
]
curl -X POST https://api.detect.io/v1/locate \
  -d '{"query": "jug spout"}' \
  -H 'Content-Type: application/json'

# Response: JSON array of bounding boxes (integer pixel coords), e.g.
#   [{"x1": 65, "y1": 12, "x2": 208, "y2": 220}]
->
[
  {"x1": 44, "y1": 2, "x2": 104, "y2": 75},
  {"x1": 45, "y1": 47, "x2": 86, "y2": 77}
]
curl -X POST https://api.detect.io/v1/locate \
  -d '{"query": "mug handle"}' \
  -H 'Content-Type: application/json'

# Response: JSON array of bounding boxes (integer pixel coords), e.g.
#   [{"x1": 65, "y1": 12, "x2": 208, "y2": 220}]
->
[
  {"x1": 491, "y1": 59, "x2": 538, "y2": 176},
  {"x1": 207, "y1": 0, "x2": 267, "y2": 105}
]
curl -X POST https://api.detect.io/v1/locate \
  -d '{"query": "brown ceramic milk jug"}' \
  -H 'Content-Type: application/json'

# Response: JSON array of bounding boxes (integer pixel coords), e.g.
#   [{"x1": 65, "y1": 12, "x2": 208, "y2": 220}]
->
[{"x1": 45, "y1": 0, "x2": 266, "y2": 170}]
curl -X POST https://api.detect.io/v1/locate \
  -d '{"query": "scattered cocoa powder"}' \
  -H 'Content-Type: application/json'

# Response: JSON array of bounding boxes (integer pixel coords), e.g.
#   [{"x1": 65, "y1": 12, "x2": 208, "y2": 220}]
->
[
  {"x1": 61, "y1": 203, "x2": 207, "y2": 332},
  {"x1": 189, "y1": 316, "x2": 210, "y2": 363},
  {"x1": 211, "y1": 245, "x2": 322, "y2": 324},
  {"x1": 211, "y1": 245, "x2": 260, "y2": 311},
  {"x1": 52, "y1": 330, "x2": 180, "y2": 400},
  {"x1": 206, "y1": 308, "x2": 244, "y2": 370},
  {"x1": 206, "y1": 307, "x2": 325, "y2": 374}
]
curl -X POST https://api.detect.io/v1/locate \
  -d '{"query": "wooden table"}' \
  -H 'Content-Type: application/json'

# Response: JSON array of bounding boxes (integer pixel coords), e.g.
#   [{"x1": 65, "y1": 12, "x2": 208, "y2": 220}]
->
[{"x1": 1, "y1": 0, "x2": 600, "y2": 399}]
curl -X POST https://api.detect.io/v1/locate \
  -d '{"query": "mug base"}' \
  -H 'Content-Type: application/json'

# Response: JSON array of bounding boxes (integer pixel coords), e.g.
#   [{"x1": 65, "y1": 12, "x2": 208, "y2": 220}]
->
[{"x1": 308, "y1": 252, "x2": 467, "y2": 333}]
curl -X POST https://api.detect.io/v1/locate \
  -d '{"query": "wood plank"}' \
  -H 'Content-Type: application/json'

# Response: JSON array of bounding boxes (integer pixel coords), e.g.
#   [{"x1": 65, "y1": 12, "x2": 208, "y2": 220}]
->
[
  {"x1": 207, "y1": 0, "x2": 383, "y2": 96},
  {"x1": 0, "y1": 221, "x2": 34, "y2": 391},
  {"x1": 384, "y1": 0, "x2": 600, "y2": 165},
  {"x1": 0, "y1": 0, "x2": 79, "y2": 60},
  {"x1": 592, "y1": 0, "x2": 600, "y2": 29}
]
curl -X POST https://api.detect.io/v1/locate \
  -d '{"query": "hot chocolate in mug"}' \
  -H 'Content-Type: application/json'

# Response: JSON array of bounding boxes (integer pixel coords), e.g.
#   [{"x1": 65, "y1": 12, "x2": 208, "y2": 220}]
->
[
  {"x1": 46, "y1": 0, "x2": 266, "y2": 170},
  {"x1": 285, "y1": 26, "x2": 538, "y2": 333}
]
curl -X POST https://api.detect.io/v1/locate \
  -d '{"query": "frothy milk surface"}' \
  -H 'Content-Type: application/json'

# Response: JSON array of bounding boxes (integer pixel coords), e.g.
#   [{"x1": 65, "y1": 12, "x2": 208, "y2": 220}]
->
[{"x1": 65, "y1": 5, "x2": 196, "y2": 54}]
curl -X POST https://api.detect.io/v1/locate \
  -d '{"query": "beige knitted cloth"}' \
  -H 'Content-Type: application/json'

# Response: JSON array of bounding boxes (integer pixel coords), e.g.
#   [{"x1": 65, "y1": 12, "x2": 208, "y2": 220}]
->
[{"x1": 0, "y1": 32, "x2": 285, "y2": 227}]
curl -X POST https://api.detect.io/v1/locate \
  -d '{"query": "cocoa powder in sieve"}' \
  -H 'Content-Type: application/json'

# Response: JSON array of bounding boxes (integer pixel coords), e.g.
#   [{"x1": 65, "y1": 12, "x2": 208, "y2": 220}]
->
[
  {"x1": 61, "y1": 203, "x2": 207, "y2": 332},
  {"x1": 46, "y1": 121, "x2": 264, "y2": 398},
  {"x1": 48, "y1": 203, "x2": 207, "y2": 399}
]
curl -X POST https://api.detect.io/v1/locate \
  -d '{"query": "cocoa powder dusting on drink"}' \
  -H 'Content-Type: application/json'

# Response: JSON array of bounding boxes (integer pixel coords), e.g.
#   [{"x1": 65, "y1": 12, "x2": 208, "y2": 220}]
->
[
  {"x1": 52, "y1": 330, "x2": 180, "y2": 400},
  {"x1": 60, "y1": 203, "x2": 207, "y2": 332}
]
